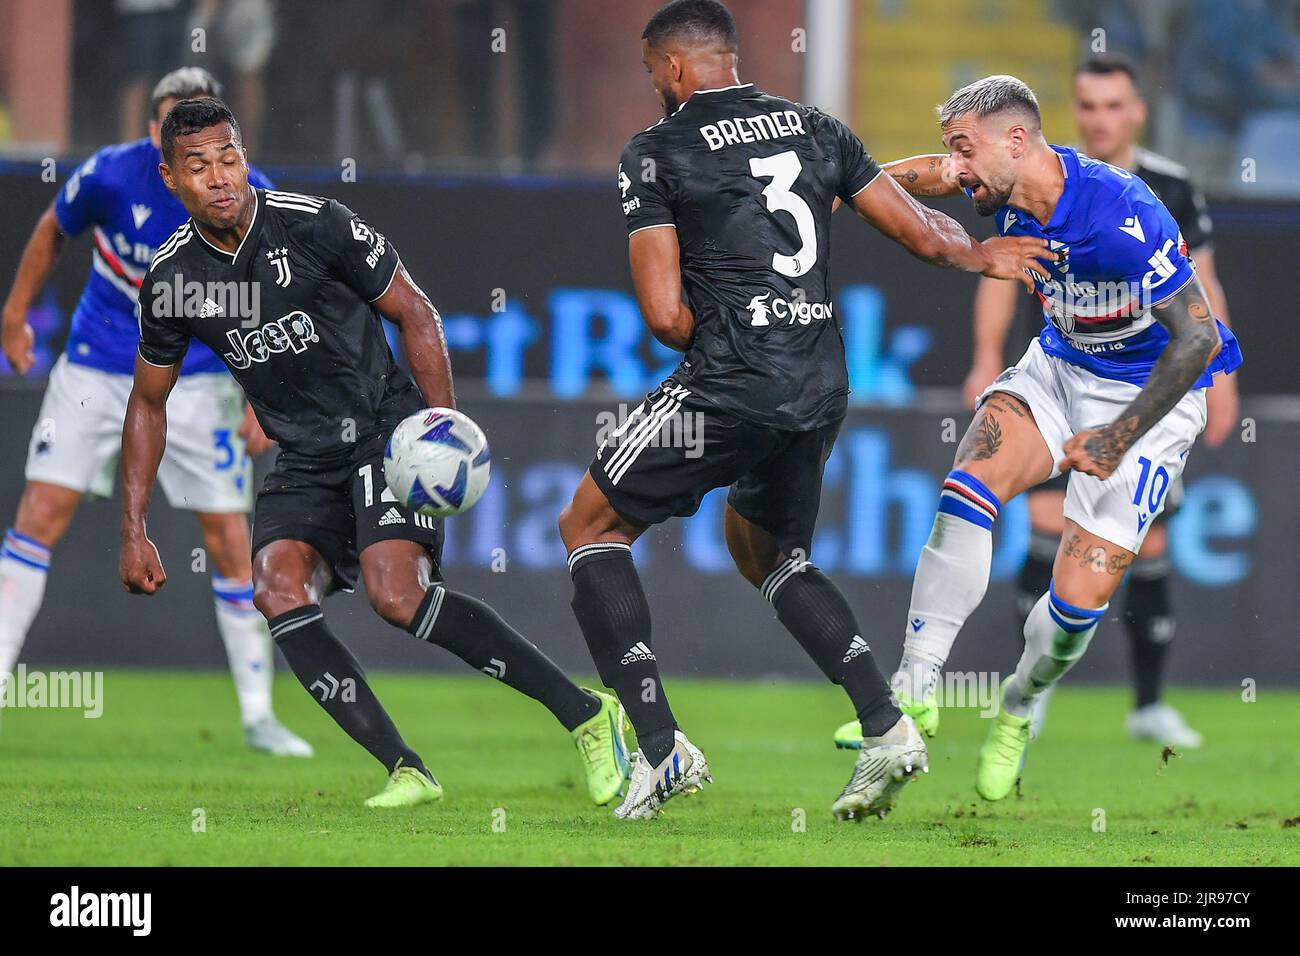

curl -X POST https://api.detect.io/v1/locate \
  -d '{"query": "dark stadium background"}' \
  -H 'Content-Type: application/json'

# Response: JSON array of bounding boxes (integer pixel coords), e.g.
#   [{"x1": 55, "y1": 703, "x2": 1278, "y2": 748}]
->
[{"x1": 1, "y1": 0, "x2": 1296, "y2": 684}]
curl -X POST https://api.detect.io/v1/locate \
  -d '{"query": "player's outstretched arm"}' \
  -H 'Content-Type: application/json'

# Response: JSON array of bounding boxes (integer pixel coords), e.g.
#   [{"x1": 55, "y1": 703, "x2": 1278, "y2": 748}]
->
[
  {"x1": 1060, "y1": 277, "x2": 1221, "y2": 480},
  {"x1": 120, "y1": 356, "x2": 180, "y2": 594},
  {"x1": 850, "y1": 173, "x2": 1052, "y2": 290},
  {"x1": 374, "y1": 262, "x2": 456, "y2": 409},
  {"x1": 628, "y1": 226, "x2": 694, "y2": 352},
  {"x1": 880, "y1": 154, "x2": 960, "y2": 198},
  {"x1": 2, "y1": 205, "x2": 67, "y2": 375}
]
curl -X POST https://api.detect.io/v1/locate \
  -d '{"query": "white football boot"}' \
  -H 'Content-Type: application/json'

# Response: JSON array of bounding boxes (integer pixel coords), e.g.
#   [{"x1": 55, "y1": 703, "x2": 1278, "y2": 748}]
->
[
  {"x1": 614, "y1": 730, "x2": 711, "y2": 820},
  {"x1": 832, "y1": 713, "x2": 927, "y2": 821},
  {"x1": 245, "y1": 716, "x2": 314, "y2": 757},
  {"x1": 1126, "y1": 702, "x2": 1202, "y2": 749}
]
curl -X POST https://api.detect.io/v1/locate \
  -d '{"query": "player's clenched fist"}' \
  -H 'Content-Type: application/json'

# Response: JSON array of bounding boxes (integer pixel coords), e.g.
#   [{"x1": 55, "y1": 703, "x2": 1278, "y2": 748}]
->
[
  {"x1": 980, "y1": 236, "x2": 1055, "y2": 292},
  {"x1": 1058, "y1": 419, "x2": 1136, "y2": 480},
  {"x1": 120, "y1": 530, "x2": 168, "y2": 594}
]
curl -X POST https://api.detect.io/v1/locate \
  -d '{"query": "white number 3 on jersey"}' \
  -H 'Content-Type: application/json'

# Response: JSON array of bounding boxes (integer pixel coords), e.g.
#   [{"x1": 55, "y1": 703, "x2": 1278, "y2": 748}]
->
[{"x1": 749, "y1": 150, "x2": 818, "y2": 278}]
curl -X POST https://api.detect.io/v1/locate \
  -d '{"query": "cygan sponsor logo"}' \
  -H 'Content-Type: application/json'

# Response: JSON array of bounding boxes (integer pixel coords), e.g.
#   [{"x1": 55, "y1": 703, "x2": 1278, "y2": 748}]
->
[{"x1": 745, "y1": 292, "x2": 833, "y2": 327}]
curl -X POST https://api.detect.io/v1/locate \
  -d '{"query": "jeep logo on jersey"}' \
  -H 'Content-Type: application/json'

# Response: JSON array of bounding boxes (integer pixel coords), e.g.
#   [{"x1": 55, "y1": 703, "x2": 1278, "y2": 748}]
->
[
  {"x1": 222, "y1": 311, "x2": 320, "y2": 369},
  {"x1": 744, "y1": 292, "x2": 832, "y2": 327}
]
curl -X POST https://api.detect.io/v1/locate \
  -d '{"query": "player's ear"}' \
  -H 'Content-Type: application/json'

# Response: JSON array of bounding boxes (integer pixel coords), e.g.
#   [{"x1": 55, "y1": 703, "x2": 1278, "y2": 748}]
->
[
  {"x1": 1006, "y1": 124, "x2": 1028, "y2": 159},
  {"x1": 158, "y1": 161, "x2": 176, "y2": 192},
  {"x1": 666, "y1": 50, "x2": 685, "y2": 83}
]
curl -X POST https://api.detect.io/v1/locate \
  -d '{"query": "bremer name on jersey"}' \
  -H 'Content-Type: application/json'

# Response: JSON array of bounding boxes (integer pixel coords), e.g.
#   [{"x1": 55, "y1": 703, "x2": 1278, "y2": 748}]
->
[
  {"x1": 55, "y1": 137, "x2": 273, "y2": 376},
  {"x1": 619, "y1": 83, "x2": 882, "y2": 430},
  {"x1": 136, "y1": 188, "x2": 421, "y2": 462},
  {"x1": 994, "y1": 146, "x2": 1241, "y2": 388}
]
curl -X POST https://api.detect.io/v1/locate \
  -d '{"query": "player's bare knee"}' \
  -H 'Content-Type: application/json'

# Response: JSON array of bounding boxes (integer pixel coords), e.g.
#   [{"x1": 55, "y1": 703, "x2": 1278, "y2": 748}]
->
[
  {"x1": 251, "y1": 546, "x2": 319, "y2": 619},
  {"x1": 1053, "y1": 533, "x2": 1130, "y2": 609},
  {"x1": 252, "y1": 573, "x2": 311, "y2": 620},
  {"x1": 366, "y1": 578, "x2": 424, "y2": 628},
  {"x1": 13, "y1": 482, "x2": 78, "y2": 546},
  {"x1": 197, "y1": 513, "x2": 251, "y2": 575}
]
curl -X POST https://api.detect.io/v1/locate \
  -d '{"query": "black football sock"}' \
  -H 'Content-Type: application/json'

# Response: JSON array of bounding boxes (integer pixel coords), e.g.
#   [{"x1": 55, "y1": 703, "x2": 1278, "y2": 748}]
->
[
  {"x1": 408, "y1": 585, "x2": 598, "y2": 732},
  {"x1": 1016, "y1": 533, "x2": 1057, "y2": 626},
  {"x1": 763, "y1": 557, "x2": 900, "y2": 738},
  {"x1": 269, "y1": 605, "x2": 428, "y2": 777},
  {"x1": 1124, "y1": 559, "x2": 1174, "y2": 709},
  {"x1": 567, "y1": 543, "x2": 677, "y2": 765}
]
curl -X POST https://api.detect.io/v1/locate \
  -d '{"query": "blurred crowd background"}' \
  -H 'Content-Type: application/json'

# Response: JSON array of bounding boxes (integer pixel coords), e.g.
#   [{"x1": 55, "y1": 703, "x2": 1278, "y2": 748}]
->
[{"x1": 0, "y1": 0, "x2": 1297, "y2": 195}]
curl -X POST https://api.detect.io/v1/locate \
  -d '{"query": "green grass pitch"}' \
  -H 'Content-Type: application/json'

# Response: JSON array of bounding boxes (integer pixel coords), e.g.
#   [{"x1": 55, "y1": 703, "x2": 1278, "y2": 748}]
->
[{"x1": 1, "y1": 671, "x2": 1297, "y2": 866}]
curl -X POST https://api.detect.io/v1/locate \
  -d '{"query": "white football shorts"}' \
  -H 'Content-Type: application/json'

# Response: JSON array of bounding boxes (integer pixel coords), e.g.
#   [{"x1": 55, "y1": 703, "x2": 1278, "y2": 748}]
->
[
  {"x1": 24, "y1": 355, "x2": 253, "y2": 513},
  {"x1": 981, "y1": 339, "x2": 1207, "y2": 554}
]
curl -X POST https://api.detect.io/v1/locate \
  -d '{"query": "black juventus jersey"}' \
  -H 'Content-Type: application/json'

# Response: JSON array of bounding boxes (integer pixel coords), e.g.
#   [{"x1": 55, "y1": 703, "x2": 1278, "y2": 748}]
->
[
  {"x1": 1132, "y1": 146, "x2": 1213, "y2": 251},
  {"x1": 619, "y1": 83, "x2": 881, "y2": 430},
  {"x1": 137, "y1": 187, "x2": 421, "y2": 464}
]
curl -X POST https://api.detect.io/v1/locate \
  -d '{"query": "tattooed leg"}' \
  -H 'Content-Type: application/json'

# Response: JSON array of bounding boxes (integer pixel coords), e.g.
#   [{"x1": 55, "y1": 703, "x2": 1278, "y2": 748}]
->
[
  {"x1": 953, "y1": 391, "x2": 1054, "y2": 502},
  {"x1": 893, "y1": 392, "x2": 1053, "y2": 706},
  {"x1": 1053, "y1": 519, "x2": 1135, "y2": 609}
]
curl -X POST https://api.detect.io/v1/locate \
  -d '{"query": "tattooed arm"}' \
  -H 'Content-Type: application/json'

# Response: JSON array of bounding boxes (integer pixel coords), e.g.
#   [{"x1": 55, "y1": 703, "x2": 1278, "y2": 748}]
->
[
  {"x1": 1059, "y1": 277, "x2": 1222, "y2": 479},
  {"x1": 851, "y1": 173, "x2": 1054, "y2": 291},
  {"x1": 880, "y1": 155, "x2": 961, "y2": 198}
]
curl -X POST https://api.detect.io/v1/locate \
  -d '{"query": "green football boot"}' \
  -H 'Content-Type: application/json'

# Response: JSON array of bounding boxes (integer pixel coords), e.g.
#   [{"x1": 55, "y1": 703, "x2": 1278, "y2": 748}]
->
[
  {"x1": 572, "y1": 689, "x2": 632, "y2": 805},
  {"x1": 975, "y1": 691, "x2": 1032, "y2": 801},
  {"x1": 364, "y1": 763, "x2": 444, "y2": 809}
]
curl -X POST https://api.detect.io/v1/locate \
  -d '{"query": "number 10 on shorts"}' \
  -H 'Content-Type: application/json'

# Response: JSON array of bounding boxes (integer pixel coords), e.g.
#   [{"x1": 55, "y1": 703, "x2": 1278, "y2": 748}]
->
[{"x1": 1133, "y1": 455, "x2": 1170, "y2": 514}]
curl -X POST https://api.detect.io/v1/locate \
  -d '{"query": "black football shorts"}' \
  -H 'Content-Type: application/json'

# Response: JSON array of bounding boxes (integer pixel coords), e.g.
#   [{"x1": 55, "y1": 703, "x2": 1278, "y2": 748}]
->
[
  {"x1": 251, "y1": 432, "x2": 443, "y2": 592},
  {"x1": 588, "y1": 378, "x2": 840, "y2": 557}
]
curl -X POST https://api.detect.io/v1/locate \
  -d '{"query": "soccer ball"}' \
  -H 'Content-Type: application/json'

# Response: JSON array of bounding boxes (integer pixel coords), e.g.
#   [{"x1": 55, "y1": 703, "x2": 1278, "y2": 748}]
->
[{"x1": 383, "y1": 407, "x2": 491, "y2": 517}]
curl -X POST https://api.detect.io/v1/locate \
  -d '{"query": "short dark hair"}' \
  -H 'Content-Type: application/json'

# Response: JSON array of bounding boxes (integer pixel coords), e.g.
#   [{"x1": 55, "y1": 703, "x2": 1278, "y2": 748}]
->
[
  {"x1": 160, "y1": 98, "x2": 242, "y2": 164},
  {"x1": 1074, "y1": 55, "x2": 1140, "y2": 88},
  {"x1": 150, "y1": 67, "x2": 223, "y2": 121},
  {"x1": 643, "y1": 0, "x2": 737, "y2": 50}
]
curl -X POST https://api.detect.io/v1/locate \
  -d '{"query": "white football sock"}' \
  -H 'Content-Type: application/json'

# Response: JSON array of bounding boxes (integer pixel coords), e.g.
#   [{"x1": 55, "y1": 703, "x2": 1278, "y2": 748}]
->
[
  {"x1": 0, "y1": 530, "x2": 51, "y2": 702},
  {"x1": 895, "y1": 471, "x2": 1001, "y2": 702},
  {"x1": 212, "y1": 575, "x2": 274, "y2": 726},
  {"x1": 1003, "y1": 587, "x2": 1105, "y2": 718}
]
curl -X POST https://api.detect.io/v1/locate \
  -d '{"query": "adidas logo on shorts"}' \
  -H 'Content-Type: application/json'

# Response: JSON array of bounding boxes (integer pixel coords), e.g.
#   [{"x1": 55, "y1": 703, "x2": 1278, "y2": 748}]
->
[
  {"x1": 842, "y1": 634, "x2": 871, "y2": 664},
  {"x1": 378, "y1": 507, "x2": 406, "y2": 526},
  {"x1": 620, "y1": 641, "x2": 656, "y2": 665}
]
